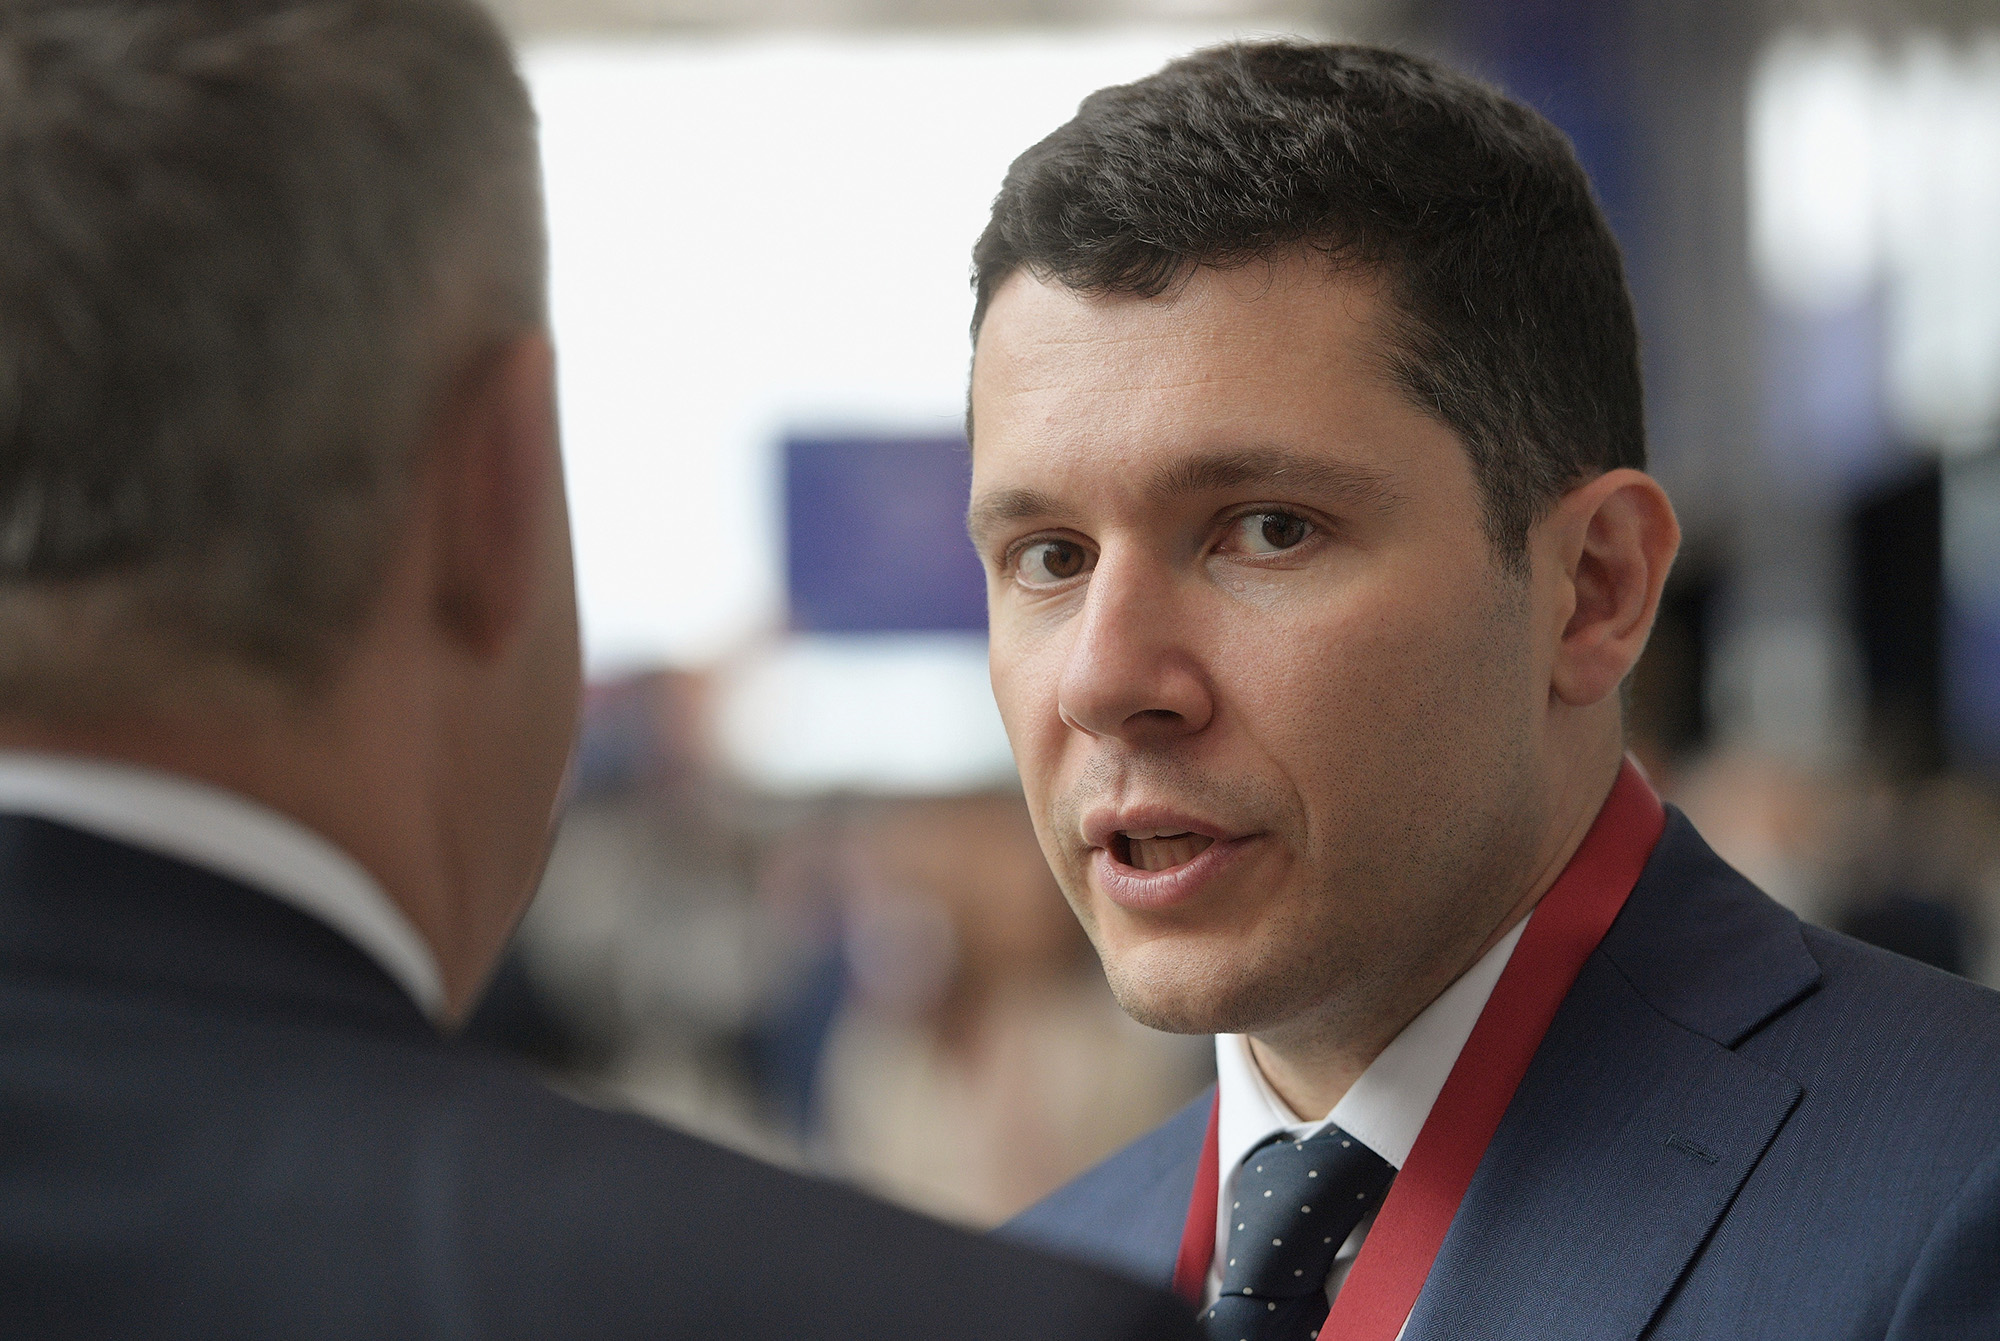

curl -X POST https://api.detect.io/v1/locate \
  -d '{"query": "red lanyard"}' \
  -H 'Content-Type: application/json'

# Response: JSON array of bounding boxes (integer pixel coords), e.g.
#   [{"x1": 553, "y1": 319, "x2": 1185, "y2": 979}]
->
[{"x1": 1172, "y1": 759, "x2": 1667, "y2": 1337}]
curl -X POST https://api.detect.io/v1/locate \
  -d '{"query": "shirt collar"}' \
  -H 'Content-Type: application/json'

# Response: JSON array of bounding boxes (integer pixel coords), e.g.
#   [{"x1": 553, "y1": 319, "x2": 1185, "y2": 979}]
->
[
  {"x1": 0, "y1": 751, "x2": 446, "y2": 1022},
  {"x1": 1216, "y1": 912, "x2": 1530, "y2": 1173}
]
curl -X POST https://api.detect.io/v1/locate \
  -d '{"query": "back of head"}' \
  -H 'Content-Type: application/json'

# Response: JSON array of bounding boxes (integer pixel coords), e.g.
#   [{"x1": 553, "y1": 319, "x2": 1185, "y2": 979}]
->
[
  {"x1": 972, "y1": 40, "x2": 1645, "y2": 567},
  {"x1": 0, "y1": 0, "x2": 544, "y2": 718}
]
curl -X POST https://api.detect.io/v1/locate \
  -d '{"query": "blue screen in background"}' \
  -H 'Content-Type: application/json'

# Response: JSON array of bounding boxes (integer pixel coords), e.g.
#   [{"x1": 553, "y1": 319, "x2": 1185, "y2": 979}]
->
[{"x1": 785, "y1": 434, "x2": 988, "y2": 635}]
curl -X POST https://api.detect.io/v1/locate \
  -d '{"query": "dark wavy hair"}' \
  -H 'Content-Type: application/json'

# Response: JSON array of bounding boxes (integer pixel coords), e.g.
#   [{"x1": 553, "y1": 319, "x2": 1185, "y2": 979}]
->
[{"x1": 971, "y1": 40, "x2": 1644, "y2": 566}]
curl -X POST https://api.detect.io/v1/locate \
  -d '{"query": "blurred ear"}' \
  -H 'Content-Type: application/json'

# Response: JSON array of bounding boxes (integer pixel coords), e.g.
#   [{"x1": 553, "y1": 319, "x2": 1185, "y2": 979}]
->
[
  {"x1": 1538, "y1": 468, "x2": 1680, "y2": 707},
  {"x1": 424, "y1": 332, "x2": 561, "y2": 661}
]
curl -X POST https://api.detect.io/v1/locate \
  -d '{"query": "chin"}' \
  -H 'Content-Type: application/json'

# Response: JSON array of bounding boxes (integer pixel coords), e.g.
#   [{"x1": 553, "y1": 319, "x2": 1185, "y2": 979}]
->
[{"x1": 1095, "y1": 931, "x2": 1325, "y2": 1038}]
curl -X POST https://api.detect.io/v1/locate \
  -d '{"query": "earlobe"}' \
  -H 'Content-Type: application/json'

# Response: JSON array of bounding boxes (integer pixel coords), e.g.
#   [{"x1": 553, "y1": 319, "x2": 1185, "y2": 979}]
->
[
  {"x1": 426, "y1": 333, "x2": 560, "y2": 660},
  {"x1": 1547, "y1": 469, "x2": 1680, "y2": 708}
]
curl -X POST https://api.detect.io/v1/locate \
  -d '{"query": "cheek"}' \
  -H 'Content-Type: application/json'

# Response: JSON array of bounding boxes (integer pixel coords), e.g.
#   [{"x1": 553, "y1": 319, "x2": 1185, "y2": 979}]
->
[
  {"x1": 988, "y1": 624, "x2": 1065, "y2": 788},
  {"x1": 1230, "y1": 578, "x2": 1528, "y2": 812},
  {"x1": 1236, "y1": 587, "x2": 1436, "y2": 716}
]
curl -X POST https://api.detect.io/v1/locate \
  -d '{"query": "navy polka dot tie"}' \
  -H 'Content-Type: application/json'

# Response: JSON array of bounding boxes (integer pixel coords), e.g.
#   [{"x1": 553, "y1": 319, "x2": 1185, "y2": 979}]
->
[{"x1": 1202, "y1": 1125, "x2": 1395, "y2": 1341}]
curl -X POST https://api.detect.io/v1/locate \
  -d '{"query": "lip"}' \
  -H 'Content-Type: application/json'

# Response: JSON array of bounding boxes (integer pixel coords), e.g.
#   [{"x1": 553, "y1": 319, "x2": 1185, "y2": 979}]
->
[
  {"x1": 1081, "y1": 806, "x2": 1235, "y2": 852},
  {"x1": 1091, "y1": 835, "x2": 1257, "y2": 912},
  {"x1": 1081, "y1": 807, "x2": 1258, "y2": 913}
]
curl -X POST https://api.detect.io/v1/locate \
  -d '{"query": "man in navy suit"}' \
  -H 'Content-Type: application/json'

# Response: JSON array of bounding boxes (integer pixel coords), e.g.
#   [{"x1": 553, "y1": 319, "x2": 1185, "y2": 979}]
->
[
  {"x1": 964, "y1": 41, "x2": 2000, "y2": 1340},
  {"x1": 0, "y1": 3, "x2": 1200, "y2": 1338}
]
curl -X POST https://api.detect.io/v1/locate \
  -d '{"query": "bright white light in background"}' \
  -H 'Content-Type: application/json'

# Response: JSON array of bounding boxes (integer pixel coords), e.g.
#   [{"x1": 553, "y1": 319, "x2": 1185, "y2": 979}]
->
[
  {"x1": 1880, "y1": 38, "x2": 2000, "y2": 454},
  {"x1": 525, "y1": 29, "x2": 1270, "y2": 673},
  {"x1": 1751, "y1": 31, "x2": 2000, "y2": 453},
  {"x1": 714, "y1": 635, "x2": 1015, "y2": 794},
  {"x1": 1750, "y1": 33, "x2": 1880, "y2": 312}
]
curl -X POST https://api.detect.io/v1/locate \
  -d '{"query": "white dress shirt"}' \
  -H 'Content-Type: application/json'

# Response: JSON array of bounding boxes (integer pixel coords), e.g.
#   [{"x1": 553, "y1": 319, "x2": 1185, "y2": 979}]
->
[
  {"x1": 1208, "y1": 914, "x2": 1530, "y2": 1322},
  {"x1": 0, "y1": 750, "x2": 445, "y2": 1021}
]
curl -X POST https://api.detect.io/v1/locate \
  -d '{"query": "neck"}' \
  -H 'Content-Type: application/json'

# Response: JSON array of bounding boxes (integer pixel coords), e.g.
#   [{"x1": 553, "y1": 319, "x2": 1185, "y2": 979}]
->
[{"x1": 1248, "y1": 741, "x2": 1624, "y2": 1121}]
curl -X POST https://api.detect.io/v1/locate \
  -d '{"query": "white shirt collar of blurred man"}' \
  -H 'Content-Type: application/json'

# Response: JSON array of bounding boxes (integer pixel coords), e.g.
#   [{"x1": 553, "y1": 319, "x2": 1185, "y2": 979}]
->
[
  {"x1": 1207, "y1": 912, "x2": 1530, "y2": 1311},
  {"x1": 0, "y1": 750, "x2": 444, "y2": 1022}
]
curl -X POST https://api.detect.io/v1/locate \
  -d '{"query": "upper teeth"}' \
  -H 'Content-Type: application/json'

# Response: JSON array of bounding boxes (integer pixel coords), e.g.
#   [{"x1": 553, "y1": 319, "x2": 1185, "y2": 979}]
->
[{"x1": 1123, "y1": 829, "x2": 1192, "y2": 841}]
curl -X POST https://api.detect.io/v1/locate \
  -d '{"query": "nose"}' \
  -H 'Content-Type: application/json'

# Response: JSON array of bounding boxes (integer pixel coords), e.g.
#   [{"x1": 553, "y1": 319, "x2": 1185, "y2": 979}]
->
[{"x1": 1056, "y1": 550, "x2": 1214, "y2": 742}]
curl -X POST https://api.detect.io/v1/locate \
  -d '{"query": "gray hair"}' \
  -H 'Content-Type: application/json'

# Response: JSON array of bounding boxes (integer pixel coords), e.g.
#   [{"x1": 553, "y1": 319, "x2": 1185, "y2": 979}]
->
[{"x1": 0, "y1": 0, "x2": 545, "y2": 715}]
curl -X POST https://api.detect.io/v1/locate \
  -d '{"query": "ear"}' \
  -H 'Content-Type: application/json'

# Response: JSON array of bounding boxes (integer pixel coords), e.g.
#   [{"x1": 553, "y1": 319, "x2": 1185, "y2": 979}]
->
[
  {"x1": 1539, "y1": 468, "x2": 1680, "y2": 707},
  {"x1": 425, "y1": 332, "x2": 561, "y2": 661}
]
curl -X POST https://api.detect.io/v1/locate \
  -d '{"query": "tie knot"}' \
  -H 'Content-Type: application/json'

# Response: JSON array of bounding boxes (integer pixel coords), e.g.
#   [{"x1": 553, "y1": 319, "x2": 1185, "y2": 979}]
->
[{"x1": 1217, "y1": 1125, "x2": 1393, "y2": 1304}]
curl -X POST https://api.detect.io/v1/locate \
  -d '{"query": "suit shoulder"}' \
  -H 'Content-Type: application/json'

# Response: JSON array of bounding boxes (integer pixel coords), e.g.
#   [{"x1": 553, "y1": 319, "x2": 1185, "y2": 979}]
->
[
  {"x1": 1000, "y1": 1086, "x2": 1212, "y2": 1288},
  {"x1": 1795, "y1": 919, "x2": 2000, "y2": 1048},
  {"x1": 1802, "y1": 917, "x2": 2000, "y2": 997},
  {"x1": 1727, "y1": 920, "x2": 2000, "y2": 1182}
]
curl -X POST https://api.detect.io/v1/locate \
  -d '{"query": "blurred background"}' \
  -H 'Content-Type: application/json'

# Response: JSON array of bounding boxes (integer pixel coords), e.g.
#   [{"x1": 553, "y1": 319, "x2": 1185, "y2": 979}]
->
[{"x1": 457, "y1": 0, "x2": 2000, "y2": 1228}]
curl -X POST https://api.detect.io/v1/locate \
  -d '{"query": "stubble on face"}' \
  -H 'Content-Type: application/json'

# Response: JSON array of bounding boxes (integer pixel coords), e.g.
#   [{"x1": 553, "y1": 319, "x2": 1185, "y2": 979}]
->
[{"x1": 1032, "y1": 570, "x2": 1545, "y2": 1054}]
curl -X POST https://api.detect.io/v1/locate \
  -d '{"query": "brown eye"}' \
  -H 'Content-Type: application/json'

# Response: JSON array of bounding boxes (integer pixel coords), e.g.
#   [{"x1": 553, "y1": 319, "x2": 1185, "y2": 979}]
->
[
  {"x1": 1016, "y1": 539, "x2": 1091, "y2": 584},
  {"x1": 1261, "y1": 513, "x2": 1308, "y2": 549},
  {"x1": 1229, "y1": 511, "x2": 1313, "y2": 555}
]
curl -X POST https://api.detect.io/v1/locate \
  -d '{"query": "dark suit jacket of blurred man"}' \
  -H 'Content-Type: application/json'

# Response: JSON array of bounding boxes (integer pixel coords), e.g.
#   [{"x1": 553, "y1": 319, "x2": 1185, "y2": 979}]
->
[
  {"x1": 1006, "y1": 809, "x2": 2000, "y2": 1339},
  {"x1": 0, "y1": 796, "x2": 1195, "y2": 1341}
]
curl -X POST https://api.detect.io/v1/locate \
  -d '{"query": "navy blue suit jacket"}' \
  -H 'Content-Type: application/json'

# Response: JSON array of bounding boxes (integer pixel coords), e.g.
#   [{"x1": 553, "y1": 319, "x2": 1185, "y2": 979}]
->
[
  {"x1": 0, "y1": 815, "x2": 1197, "y2": 1340},
  {"x1": 1004, "y1": 809, "x2": 2000, "y2": 1338}
]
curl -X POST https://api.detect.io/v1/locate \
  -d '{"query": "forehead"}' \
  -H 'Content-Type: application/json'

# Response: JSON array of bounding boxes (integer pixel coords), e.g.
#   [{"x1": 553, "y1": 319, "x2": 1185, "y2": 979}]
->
[{"x1": 967, "y1": 258, "x2": 1452, "y2": 501}]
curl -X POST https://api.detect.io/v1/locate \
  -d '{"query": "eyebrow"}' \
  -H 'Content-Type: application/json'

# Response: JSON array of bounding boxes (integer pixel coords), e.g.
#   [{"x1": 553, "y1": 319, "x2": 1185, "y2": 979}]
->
[
  {"x1": 1147, "y1": 446, "x2": 1405, "y2": 514},
  {"x1": 966, "y1": 486, "x2": 1069, "y2": 545},
  {"x1": 966, "y1": 445, "x2": 1404, "y2": 546}
]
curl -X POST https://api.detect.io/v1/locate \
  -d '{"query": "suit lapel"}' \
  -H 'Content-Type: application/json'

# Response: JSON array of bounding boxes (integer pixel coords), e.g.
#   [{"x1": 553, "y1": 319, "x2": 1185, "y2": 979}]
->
[
  {"x1": 1402, "y1": 811, "x2": 1820, "y2": 1341},
  {"x1": 1402, "y1": 953, "x2": 1801, "y2": 1340}
]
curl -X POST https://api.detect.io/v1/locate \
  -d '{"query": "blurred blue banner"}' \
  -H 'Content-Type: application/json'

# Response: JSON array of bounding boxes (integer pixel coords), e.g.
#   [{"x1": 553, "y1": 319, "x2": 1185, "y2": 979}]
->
[{"x1": 785, "y1": 434, "x2": 988, "y2": 634}]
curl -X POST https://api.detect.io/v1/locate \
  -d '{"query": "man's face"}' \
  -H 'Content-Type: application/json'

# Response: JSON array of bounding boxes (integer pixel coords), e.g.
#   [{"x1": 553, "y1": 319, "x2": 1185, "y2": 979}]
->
[{"x1": 969, "y1": 258, "x2": 1555, "y2": 1044}]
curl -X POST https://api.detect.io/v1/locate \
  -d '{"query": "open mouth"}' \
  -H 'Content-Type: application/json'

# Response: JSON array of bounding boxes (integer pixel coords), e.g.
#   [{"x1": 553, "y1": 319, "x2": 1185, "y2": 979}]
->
[{"x1": 1114, "y1": 829, "x2": 1217, "y2": 872}]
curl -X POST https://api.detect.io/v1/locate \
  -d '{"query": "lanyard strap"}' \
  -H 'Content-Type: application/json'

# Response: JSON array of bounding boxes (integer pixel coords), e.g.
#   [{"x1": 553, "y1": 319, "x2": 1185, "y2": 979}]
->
[
  {"x1": 1173, "y1": 759, "x2": 1666, "y2": 1335},
  {"x1": 1171, "y1": 1090, "x2": 1223, "y2": 1301}
]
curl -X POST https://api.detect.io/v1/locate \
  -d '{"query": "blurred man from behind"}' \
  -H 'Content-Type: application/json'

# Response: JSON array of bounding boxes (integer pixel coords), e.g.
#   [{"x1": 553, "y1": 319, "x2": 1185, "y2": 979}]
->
[{"x1": 0, "y1": 4, "x2": 1197, "y2": 1337}]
